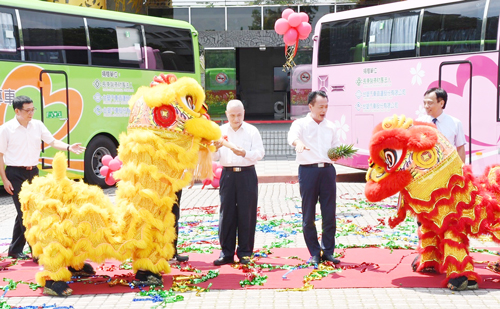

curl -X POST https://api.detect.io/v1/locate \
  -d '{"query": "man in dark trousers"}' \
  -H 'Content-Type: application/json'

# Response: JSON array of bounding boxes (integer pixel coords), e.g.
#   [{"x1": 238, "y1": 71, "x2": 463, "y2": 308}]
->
[
  {"x1": 0, "y1": 95, "x2": 85, "y2": 260},
  {"x1": 212, "y1": 99, "x2": 264, "y2": 265},
  {"x1": 287, "y1": 90, "x2": 341, "y2": 265},
  {"x1": 171, "y1": 190, "x2": 189, "y2": 262}
]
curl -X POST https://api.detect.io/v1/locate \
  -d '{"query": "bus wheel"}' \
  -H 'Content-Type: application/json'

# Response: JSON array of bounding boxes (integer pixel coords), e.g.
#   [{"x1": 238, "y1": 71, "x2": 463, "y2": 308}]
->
[{"x1": 84, "y1": 135, "x2": 117, "y2": 187}]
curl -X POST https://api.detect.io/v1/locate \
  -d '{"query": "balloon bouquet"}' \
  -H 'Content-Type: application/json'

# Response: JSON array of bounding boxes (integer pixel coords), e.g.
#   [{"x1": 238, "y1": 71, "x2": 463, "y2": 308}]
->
[
  {"x1": 274, "y1": 8, "x2": 312, "y2": 71},
  {"x1": 202, "y1": 162, "x2": 223, "y2": 189},
  {"x1": 100, "y1": 155, "x2": 122, "y2": 186}
]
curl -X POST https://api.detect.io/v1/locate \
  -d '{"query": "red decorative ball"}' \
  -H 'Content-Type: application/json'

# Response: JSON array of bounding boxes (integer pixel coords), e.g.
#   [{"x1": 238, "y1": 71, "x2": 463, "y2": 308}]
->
[{"x1": 153, "y1": 105, "x2": 177, "y2": 128}]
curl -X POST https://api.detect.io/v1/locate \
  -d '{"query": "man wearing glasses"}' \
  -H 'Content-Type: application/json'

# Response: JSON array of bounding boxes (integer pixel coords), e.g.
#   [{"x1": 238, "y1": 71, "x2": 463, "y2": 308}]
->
[{"x1": 0, "y1": 95, "x2": 85, "y2": 260}]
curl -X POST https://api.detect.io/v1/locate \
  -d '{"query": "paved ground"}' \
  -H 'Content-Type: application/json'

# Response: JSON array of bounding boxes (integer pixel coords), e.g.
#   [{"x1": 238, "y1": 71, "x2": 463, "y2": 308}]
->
[{"x1": 1, "y1": 162, "x2": 500, "y2": 308}]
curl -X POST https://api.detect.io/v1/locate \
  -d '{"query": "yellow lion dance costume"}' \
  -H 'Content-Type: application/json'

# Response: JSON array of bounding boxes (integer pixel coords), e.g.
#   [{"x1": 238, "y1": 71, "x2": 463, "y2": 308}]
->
[
  {"x1": 365, "y1": 115, "x2": 500, "y2": 291},
  {"x1": 19, "y1": 74, "x2": 221, "y2": 296}
]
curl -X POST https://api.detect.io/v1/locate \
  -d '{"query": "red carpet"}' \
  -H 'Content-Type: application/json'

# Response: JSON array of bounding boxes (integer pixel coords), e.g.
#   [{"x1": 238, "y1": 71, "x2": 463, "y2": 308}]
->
[{"x1": 1, "y1": 248, "x2": 499, "y2": 297}]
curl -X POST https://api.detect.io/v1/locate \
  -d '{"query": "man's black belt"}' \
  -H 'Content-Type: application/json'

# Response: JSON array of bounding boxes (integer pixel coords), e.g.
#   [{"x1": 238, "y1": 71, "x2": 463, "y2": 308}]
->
[
  {"x1": 300, "y1": 163, "x2": 333, "y2": 168},
  {"x1": 223, "y1": 166, "x2": 255, "y2": 172},
  {"x1": 10, "y1": 166, "x2": 37, "y2": 170}
]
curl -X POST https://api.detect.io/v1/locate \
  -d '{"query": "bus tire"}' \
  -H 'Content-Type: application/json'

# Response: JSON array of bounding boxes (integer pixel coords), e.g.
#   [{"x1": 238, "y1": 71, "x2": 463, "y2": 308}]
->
[{"x1": 84, "y1": 135, "x2": 117, "y2": 188}]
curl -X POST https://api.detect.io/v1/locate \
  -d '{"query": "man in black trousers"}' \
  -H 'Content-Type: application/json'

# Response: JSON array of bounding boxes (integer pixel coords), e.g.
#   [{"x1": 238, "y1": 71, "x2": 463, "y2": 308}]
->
[
  {"x1": 212, "y1": 100, "x2": 264, "y2": 265},
  {"x1": 287, "y1": 90, "x2": 341, "y2": 265},
  {"x1": 171, "y1": 190, "x2": 189, "y2": 262},
  {"x1": 0, "y1": 95, "x2": 85, "y2": 260}
]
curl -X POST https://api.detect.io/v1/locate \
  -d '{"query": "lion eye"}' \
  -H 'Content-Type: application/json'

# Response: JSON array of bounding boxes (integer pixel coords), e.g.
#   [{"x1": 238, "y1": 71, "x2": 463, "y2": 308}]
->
[
  {"x1": 384, "y1": 149, "x2": 398, "y2": 169},
  {"x1": 181, "y1": 95, "x2": 195, "y2": 110}
]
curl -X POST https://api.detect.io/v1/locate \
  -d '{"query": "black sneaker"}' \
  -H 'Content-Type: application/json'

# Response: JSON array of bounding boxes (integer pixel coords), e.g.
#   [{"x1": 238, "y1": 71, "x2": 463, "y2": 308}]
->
[
  {"x1": 213, "y1": 257, "x2": 234, "y2": 266},
  {"x1": 310, "y1": 255, "x2": 321, "y2": 264},
  {"x1": 174, "y1": 254, "x2": 189, "y2": 262},
  {"x1": 239, "y1": 256, "x2": 251, "y2": 265},
  {"x1": 9, "y1": 253, "x2": 30, "y2": 260},
  {"x1": 321, "y1": 254, "x2": 340, "y2": 264},
  {"x1": 133, "y1": 270, "x2": 163, "y2": 286}
]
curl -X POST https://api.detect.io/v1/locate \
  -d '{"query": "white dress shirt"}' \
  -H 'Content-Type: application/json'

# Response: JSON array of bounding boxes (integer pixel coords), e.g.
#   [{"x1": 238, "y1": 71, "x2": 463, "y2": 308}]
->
[
  {"x1": 213, "y1": 121, "x2": 265, "y2": 167},
  {"x1": 0, "y1": 118, "x2": 55, "y2": 166},
  {"x1": 418, "y1": 112, "x2": 466, "y2": 147},
  {"x1": 287, "y1": 113, "x2": 341, "y2": 165}
]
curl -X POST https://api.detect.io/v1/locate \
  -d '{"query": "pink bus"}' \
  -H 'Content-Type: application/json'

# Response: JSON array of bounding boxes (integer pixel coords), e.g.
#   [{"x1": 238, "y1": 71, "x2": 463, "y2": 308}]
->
[{"x1": 312, "y1": 0, "x2": 500, "y2": 175}]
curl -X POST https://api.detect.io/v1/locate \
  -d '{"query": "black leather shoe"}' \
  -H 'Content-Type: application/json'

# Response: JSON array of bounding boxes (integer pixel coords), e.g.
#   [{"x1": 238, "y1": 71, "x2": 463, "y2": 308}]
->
[
  {"x1": 322, "y1": 254, "x2": 340, "y2": 264},
  {"x1": 174, "y1": 254, "x2": 189, "y2": 262},
  {"x1": 310, "y1": 255, "x2": 321, "y2": 264},
  {"x1": 10, "y1": 253, "x2": 30, "y2": 260},
  {"x1": 213, "y1": 257, "x2": 234, "y2": 266},
  {"x1": 239, "y1": 256, "x2": 251, "y2": 265}
]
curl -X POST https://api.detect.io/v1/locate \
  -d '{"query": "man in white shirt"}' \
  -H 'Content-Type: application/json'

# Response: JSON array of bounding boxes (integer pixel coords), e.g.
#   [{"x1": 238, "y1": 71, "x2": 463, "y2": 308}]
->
[
  {"x1": 0, "y1": 95, "x2": 85, "y2": 260},
  {"x1": 411, "y1": 87, "x2": 467, "y2": 273},
  {"x1": 420, "y1": 87, "x2": 466, "y2": 162},
  {"x1": 288, "y1": 90, "x2": 341, "y2": 265},
  {"x1": 212, "y1": 100, "x2": 265, "y2": 265}
]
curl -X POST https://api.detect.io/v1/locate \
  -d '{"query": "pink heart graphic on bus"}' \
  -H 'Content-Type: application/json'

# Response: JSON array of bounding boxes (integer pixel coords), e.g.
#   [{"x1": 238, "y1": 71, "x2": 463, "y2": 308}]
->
[
  {"x1": 1, "y1": 64, "x2": 83, "y2": 141},
  {"x1": 427, "y1": 55, "x2": 497, "y2": 147}
]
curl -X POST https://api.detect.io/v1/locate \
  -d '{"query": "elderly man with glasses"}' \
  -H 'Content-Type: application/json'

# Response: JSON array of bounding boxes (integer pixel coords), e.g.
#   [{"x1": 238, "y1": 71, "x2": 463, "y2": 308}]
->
[{"x1": 0, "y1": 95, "x2": 85, "y2": 261}]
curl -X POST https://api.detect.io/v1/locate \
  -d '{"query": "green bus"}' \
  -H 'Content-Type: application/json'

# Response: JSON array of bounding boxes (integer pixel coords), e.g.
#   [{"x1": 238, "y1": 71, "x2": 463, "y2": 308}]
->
[{"x1": 0, "y1": 0, "x2": 201, "y2": 187}]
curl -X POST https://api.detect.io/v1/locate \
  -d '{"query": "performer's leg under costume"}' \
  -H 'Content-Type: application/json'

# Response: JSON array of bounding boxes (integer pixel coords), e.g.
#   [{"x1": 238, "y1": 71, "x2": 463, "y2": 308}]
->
[{"x1": 415, "y1": 221, "x2": 442, "y2": 272}]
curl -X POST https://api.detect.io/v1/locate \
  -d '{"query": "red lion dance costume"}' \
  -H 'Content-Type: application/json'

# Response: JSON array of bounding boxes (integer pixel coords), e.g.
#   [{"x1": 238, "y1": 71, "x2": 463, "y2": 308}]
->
[{"x1": 365, "y1": 115, "x2": 500, "y2": 291}]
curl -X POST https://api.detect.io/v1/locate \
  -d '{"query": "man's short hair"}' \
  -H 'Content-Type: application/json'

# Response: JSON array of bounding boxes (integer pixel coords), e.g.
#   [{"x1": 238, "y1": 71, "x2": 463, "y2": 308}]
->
[
  {"x1": 226, "y1": 99, "x2": 244, "y2": 111},
  {"x1": 424, "y1": 87, "x2": 448, "y2": 109},
  {"x1": 12, "y1": 95, "x2": 33, "y2": 111},
  {"x1": 307, "y1": 90, "x2": 328, "y2": 106}
]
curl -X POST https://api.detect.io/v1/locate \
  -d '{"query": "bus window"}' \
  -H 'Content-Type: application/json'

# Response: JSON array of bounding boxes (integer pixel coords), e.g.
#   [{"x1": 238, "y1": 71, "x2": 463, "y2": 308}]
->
[
  {"x1": 19, "y1": 10, "x2": 87, "y2": 65},
  {"x1": 318, "y1": 17, "x2": 365, "y2": 65},
  {"x1": 485, "y1": 0, "x2": 500, "y2": 51},
  {"x1": 0, "y1": 8, "x2": 20, "y2": 60},
  {"x1": 88, "y1": 18, "x2": 144, "y2": 68},
  {"x1": 420, "y1": 0, "x2": 486, "y2": 56},
  {"x1": 143, "y1": 24, "x2": 195, "y2": 72},
  {"x1": 367, "y1": 11, "x2": 419, "y2": 61}
]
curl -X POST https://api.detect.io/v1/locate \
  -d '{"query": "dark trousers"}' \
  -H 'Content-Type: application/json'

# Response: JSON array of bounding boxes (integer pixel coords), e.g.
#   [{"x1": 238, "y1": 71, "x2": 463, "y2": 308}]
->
[
  {"x1": 218, "y1": 167, "x2": 258, "y2": 259},
  {"x1": 173, "y1": 189, "x2": 182, "y2": 255},
  {"x1": 7, "y1": 166, "x2": 38, "y2": 256},
  {"x1": 298, "y1": 165, "x2": 337, "y2": 257}
]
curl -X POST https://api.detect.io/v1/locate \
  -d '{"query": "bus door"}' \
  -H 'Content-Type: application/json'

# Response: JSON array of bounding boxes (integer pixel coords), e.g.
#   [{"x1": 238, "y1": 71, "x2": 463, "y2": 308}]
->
[
  {"x1": 39, "y1": 70, "x2": 71, "y2": 169},
  {"x1": 438, "y1": 60, "x2": 473, "y2": 165}
]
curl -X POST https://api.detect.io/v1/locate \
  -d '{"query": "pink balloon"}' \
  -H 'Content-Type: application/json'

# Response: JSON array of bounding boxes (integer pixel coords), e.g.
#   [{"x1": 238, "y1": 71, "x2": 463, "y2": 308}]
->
[
  {"x1": 274, "y1": 18, "x2": 290, "y2": 35},
  {"x1": 108, "y1": 159, "x2": 121, "y2": 171},
  {"x1": 297, "y1": 22, "x2": 312, "y2": 40},
  {"x1": 212, "y1": 161, "x2": 219, "y2": 171},
  {"x1": 284, "y1": 28, "x2": 298, "y2": 46},
  {"x1": 102, "y1": 155, "x2": 113, "y2": 167},
  {"x1": 287, "y1": 13, "x2": 301, "y2": 28},
  {"x1": 299, "y1": 12, "x2": 309, "y2": 23},
  {"x1": 115, "y1": 156, "x2": 122, "y2": 165},
  {"x1": 201, "y1": 178, "x2": 212, "y2": 190},
  {"x1": 211, "y1": 177, "x2": 220, "y2": 188},
  {"x1": 100, "y1": 165, "x2": 109, "y2": 177},
  {"x1": 281, "y1": 8, "x2": 294, "y2": 20},
  {"x1": 105, "y1": 174, "x2": 116, "y2": 186},
  {"x1": 214, "y1": 167, "x2": 222, "y2": 178}
]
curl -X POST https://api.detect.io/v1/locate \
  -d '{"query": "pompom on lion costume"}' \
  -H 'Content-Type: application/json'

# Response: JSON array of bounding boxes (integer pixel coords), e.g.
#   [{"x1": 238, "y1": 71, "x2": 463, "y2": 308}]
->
[
  {"x1": 365, "y1": 115, "x2": 500, "y2": 291},
  {"x1": 19, "y1": 74, "x2": 221, "y2": 296}
]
